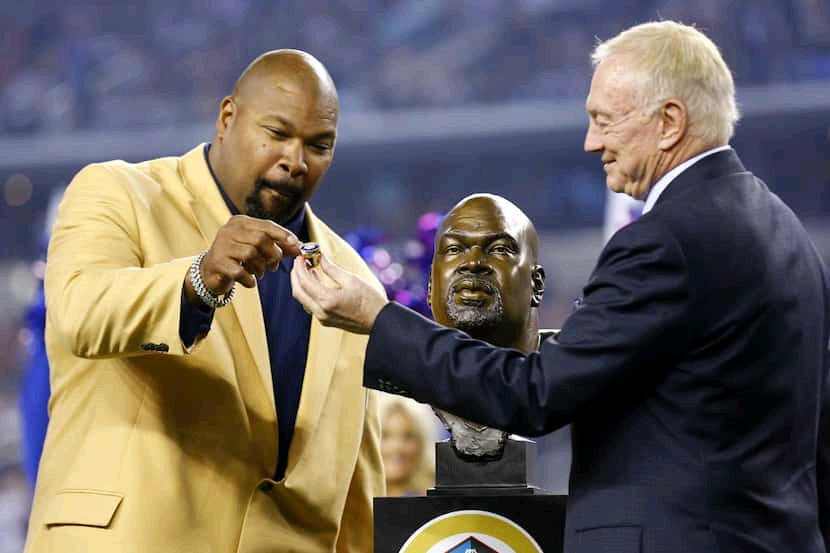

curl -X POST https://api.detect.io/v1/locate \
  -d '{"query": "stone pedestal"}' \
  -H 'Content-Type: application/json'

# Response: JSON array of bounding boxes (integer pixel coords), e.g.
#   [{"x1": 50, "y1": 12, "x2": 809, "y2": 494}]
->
[
  {"x1": 374, "y1": 438, "x2": 567, "y2": 552},
  {"x1": 431, "y1": 437, "x2": 543, "y2": 496}
]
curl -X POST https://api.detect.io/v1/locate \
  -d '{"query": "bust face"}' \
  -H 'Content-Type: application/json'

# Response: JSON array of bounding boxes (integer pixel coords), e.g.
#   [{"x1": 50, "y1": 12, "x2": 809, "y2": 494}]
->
[{"x1": 429, "y1": 196, "x2": 538, "y2": 338}]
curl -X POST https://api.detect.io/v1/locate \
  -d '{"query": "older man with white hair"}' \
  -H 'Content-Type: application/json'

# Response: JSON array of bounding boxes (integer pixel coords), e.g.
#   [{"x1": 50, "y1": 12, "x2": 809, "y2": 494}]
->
[{"x1": 293, "y1": 21, "x2": 830, "y2": 553}]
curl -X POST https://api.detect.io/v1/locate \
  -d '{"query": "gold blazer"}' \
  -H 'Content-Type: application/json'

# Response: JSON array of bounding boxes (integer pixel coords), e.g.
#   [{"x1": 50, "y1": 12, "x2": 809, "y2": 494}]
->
[{"x1": 25, "y1": 145, "x2": 385, "y2": 553}]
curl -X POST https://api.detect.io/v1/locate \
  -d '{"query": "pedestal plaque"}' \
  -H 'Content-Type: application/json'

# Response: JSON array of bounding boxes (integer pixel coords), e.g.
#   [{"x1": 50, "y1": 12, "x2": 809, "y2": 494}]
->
[{"x1": 375, "y1": 438, "x2": 566, "y2": 553}]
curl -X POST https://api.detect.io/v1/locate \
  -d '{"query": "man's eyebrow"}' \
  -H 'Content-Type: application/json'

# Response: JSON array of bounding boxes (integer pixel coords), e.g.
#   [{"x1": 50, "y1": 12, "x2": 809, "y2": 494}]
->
[
  {"x1": 260, "y1": 114, "x2": 293, "y2": 128},
  {"x1": 587, "y1": 107, "x2": 609, "y2": 119},
  {"x1": 310, "y1": 130, "x2": 336, "y2": 141},
  {"x1": 441, "y1": 231, "x2": 520, "y2": 246},
  {"x1": 260, "y1": 115, "x2": 336, "y2": 141}
]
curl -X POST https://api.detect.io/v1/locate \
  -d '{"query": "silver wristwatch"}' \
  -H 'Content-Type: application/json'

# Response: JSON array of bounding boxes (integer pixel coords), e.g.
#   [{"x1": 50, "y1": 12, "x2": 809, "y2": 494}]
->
[{"x1": 188, "y1": 251, "x2": 235, "y2": 308}]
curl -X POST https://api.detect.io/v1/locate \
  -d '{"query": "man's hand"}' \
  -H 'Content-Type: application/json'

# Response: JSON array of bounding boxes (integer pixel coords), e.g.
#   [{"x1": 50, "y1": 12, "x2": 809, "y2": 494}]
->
[
  {"x1": 290, "y1": 253, "x2": 389, "y2": 334},
  {"x1": 184, "y1": 215, "x2": 301, "y2": 304}
]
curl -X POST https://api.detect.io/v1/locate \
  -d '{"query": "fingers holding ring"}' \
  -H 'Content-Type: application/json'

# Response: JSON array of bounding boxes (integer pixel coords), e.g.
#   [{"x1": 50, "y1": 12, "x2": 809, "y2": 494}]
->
[{"x1": 241, "y1": 260, "x2": 265, "y2": 280}]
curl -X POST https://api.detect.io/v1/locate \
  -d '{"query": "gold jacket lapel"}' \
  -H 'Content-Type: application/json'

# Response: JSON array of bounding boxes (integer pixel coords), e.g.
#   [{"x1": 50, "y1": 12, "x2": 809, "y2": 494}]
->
[
  {"x1": 286, "y1": 206, "x2": 345, "y2": 474},
  {"x1": 180, "y1": 145, "x2": 276, "y2": 418}
]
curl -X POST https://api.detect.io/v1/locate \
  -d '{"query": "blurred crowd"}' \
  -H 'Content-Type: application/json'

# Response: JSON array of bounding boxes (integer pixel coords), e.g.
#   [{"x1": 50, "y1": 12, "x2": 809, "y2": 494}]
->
[
  {"x1": 3, "y1": 0, "x2": 830, "y2": 134},
  {"x1": 1, "y1": 3, "x2": 829, "y2": 550}
]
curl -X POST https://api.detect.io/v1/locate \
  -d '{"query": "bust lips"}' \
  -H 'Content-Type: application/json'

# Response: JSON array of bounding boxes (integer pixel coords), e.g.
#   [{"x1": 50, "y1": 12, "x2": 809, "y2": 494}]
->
[
  {"x1": 451, "y1": 278, "x2": 496, "y2": 294},
  {"x1": 451, "y1": 278, "x2": 497, "y2": 305}
]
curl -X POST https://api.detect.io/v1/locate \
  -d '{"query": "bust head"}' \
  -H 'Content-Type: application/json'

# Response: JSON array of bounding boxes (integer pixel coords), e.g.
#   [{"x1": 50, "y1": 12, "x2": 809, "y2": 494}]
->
[{"x1": 429, "y1": 194, "x2": 545, "y2": 353}]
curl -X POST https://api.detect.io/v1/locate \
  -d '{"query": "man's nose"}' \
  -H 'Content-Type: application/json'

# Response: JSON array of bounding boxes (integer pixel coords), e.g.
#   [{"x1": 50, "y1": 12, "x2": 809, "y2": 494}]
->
[
  {"x1": 584, "y1": 121, "x2": 602, "y2": 153},
  {"x1": 277, "y1": 139, "x2": 308, "y2": 177},
  {"x1": 459, "y1": 248, "x2": 491, "y2": 273}
]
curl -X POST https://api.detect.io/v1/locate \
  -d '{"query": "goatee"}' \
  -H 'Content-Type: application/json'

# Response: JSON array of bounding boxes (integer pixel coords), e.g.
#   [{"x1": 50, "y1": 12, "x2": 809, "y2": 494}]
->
[
  {"x1": 444, "y1": 279, "x2": 504, "y2": 331},
  {"x1": 244, "y1": 178, "x2": 303, "y2": 224}
]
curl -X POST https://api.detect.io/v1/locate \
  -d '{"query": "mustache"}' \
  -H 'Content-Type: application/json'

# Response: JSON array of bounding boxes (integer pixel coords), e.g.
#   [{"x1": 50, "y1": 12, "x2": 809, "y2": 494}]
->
[
  {"x1": 256, "y1": 178, "x2": 302, "y2": 198},
  {"x1": 450, "y1": 277, "x2": 497, "y2": 295}
]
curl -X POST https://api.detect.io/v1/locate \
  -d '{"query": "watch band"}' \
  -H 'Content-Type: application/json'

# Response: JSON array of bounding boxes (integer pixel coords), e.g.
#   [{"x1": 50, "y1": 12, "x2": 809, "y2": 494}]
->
[{"x1": 188, "y1": 251, "x2": 235, "y2": 308}]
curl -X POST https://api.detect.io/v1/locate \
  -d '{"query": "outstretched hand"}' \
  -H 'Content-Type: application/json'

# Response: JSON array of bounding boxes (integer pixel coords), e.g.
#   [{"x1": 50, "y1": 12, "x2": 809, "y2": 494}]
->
[
  {"x1": 184, "y1": 215, "x2": 301, "y2": 306},
  {"x1": 290, "y1": 253, "x2": 389, "y2": 335}
]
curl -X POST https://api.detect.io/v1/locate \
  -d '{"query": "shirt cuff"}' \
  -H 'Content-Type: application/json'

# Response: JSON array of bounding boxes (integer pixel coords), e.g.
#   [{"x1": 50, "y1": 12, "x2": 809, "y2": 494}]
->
[{"x1": 179, "y1": 286, "x2": 214, "y2": 349}]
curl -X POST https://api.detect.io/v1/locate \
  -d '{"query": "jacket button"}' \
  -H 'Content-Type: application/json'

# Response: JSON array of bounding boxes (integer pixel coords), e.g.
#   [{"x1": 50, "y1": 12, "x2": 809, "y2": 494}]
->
[{"x1": 258, "y1": 481, "x2": 274, "y2": 492}]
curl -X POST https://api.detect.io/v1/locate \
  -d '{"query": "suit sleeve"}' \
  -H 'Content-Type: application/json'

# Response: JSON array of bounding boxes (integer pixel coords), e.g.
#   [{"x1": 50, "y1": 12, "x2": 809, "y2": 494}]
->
[
  {"x1": 335, "y1": 389, "x2": 386, "y2": 553},
  {"x1": 818, "y1": 339, "x2": 830, "y2": 547},
  {"x1": 179, "y1": 287, "x2": 215, "y2": 348},
  {"x1": 364, "y1": 218, "x2": 695, "y2": 436},
  {"x1": 45, "y1": 163, "x2": 195, "y2": 358}
]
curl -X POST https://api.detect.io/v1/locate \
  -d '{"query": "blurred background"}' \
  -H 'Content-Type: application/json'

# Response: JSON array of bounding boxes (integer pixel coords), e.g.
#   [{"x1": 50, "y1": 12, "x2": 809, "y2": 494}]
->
[{"x1": 1, "y1": 0, "x2": 830, "y2": 548}]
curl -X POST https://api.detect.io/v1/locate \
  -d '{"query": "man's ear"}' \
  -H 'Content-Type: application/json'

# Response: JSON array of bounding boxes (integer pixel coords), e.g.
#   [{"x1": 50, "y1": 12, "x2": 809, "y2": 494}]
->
[
  {"x1": 215, "y1": 96, "x2": 236, "y2": 140},
  {"x1": 426, "y1": 277, "x2": 432, "y2": 308},
  {"x1": 657, "y1": 98, "x2": 687, "y2": 151},
  {"x1": 531, "y1": 265, "x2": 546, "y2": 307}
]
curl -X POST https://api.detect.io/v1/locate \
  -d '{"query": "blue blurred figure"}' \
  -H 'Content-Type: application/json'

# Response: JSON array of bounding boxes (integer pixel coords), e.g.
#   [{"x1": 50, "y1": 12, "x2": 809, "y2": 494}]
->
[
  {"x1": 19, "y1": 273, "x2": 49, "y2": 490},
  {"x1": 18, "y1": 187, "x2": 63, "y2": 490}
]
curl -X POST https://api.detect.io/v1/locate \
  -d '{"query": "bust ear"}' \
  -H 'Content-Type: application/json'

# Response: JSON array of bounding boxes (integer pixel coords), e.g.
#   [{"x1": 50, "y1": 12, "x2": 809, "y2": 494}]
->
[
  {"x1": 531, "y1": 265, "x2": 546, "y2": 307},
  {"x1": 426, "y1": 277, "x2": 432, "y2": 308}
]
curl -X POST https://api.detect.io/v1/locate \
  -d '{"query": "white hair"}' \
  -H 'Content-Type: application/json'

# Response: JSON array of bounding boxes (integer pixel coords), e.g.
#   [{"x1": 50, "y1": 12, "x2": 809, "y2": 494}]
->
[{"x1": 591, "y1": 20, "x2": 740, "y2": 145}]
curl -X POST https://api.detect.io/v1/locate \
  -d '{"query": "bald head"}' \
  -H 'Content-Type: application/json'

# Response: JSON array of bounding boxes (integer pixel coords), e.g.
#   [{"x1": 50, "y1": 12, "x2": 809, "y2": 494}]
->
[
  {"x1": 231, "y1": 49, "x2": 339, "y2": 118},
  {"x1": 438, "y1": 194, "x2": 540, "y2": 262}
]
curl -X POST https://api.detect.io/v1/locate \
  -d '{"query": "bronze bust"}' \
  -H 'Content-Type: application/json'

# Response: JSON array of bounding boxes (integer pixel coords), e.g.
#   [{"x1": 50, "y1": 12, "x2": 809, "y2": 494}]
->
[{"x1": 428, "y1": 193, "x2": 547, "y2": 460}]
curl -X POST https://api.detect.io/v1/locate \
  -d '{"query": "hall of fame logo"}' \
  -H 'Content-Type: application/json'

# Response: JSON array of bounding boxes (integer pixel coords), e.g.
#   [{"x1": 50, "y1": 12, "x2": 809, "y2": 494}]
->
[{"x1": 398, "y1": 510, "x2": 543, "y2": 553}]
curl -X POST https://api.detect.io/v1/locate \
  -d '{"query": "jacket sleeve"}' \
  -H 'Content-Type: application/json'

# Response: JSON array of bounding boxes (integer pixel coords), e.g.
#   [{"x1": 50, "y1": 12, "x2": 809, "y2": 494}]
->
[
  {"x1": 335, "y1": 389, "x2": 386, "y2": 553},
  {"x1": 364, "y1": 218, "x2": 696, "y2": 436},
  {"x1": 45, "y1": 162, "x2": 196, "y2": 358}
]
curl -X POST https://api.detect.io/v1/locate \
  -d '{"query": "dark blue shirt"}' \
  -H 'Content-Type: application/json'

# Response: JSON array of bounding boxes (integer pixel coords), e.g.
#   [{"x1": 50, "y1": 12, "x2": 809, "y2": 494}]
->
[{"x1": 179, "y1": 144, "x2": 312, "y2": 481}]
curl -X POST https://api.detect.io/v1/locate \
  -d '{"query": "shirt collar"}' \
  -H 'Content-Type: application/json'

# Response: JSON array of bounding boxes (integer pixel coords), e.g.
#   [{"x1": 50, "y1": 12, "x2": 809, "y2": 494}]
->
[
  {"x1": 202, "y1": 143, "x2": 307, "y2": 239},
  {"x1": 641, "y1": 145, "x2": 731, "y2": 214}
]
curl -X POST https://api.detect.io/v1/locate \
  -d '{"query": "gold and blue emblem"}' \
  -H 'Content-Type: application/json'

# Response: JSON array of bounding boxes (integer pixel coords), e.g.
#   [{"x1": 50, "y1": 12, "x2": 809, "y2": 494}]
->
[{"x1": 398, "y1": 510, "x2": 543, "y2": 553}]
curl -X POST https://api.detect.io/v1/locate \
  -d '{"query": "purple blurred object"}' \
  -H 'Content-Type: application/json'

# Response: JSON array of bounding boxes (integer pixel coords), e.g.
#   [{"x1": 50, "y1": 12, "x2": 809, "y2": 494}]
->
[{"x1": 351, "y1": 212, "x2": 443, "y2": 318}]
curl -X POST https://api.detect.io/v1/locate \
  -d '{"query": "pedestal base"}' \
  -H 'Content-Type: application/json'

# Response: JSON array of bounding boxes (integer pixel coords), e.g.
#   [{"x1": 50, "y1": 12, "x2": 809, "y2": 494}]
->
[{"x1": 432, "y1": 437, "x2": 542, "y2": 496}]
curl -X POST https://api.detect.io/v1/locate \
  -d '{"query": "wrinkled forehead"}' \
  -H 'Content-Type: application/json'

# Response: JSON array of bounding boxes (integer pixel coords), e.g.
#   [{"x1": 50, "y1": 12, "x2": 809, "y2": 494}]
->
[
  {"x1": 585, "y1": 59, "x2": 639, "y2": 115},
  {"x1": 241, "y1": 72, "x2": 339, "y2": 122}
]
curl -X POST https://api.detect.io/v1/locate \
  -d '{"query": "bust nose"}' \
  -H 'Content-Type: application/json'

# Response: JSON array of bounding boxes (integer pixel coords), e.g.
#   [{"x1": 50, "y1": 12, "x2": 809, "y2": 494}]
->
[{"x1": 458, "y1": 247, "x2": 491, "y2": 274}]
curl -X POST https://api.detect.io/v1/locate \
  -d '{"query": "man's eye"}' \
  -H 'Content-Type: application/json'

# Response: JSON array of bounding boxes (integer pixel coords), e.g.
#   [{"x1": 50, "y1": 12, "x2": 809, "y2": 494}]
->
[
  {"x1": 268, "y1": 128, "x2": 288, "y2": 139},
  {"x1": 490, "y1": 245, "x2": 512, "y2": 254},
  {"x1": 444, "y1": 245, "x2": 462, "y2": 255},
  {"x1": 309, "y1": 143, "x2": 332, "y2": 153}
]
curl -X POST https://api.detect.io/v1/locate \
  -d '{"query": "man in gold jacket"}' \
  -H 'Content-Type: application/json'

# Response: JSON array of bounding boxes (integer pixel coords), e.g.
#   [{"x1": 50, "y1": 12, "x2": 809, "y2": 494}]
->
[{"x1": 24, "y1": 50, "x2": 385, "y2": 553}]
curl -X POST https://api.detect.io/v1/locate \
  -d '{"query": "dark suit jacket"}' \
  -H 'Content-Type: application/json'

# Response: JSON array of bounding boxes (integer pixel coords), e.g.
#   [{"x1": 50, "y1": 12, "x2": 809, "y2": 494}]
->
[{"x1": 366, "y1": 150, "x2": 830, "y2": 553}]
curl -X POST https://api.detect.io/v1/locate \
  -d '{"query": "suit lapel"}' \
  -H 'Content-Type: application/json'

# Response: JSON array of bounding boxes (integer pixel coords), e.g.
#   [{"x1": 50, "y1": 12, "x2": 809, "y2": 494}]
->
[
  {"x1": 651, "y1": 149, "x2": 747, "y2": 211},
  {"x1": 180, "y1": 146, "x2": 276, "y2": 416},
  {"x1": 286, "y1": 207, "x2": 345, "y2": 474},
  {"x1": 179, "y1": 154, "x2": 352, "y2": 475}
]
